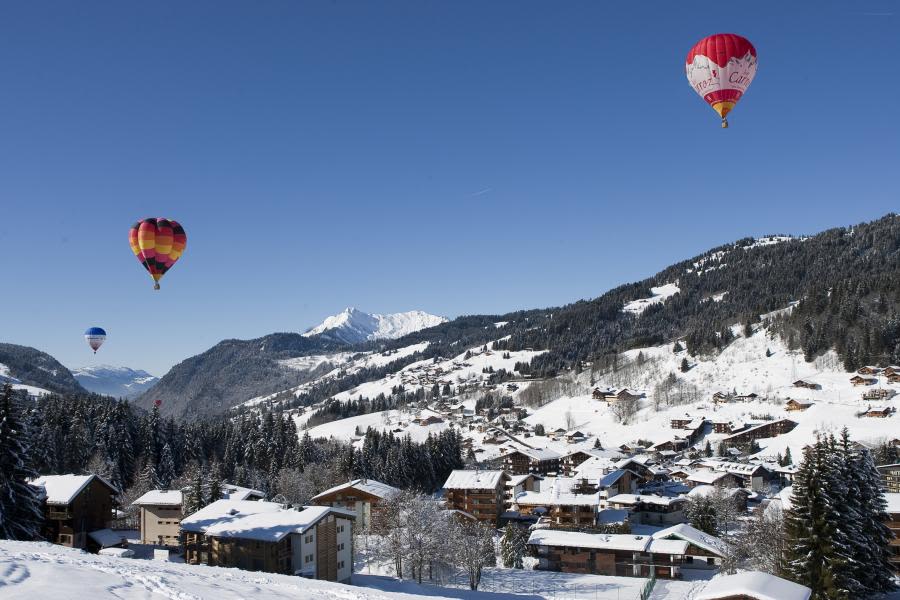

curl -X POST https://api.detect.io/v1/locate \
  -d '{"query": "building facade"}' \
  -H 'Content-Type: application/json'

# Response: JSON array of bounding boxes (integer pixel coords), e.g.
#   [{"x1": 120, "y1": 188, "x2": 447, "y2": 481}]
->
[
  {"x1": 442, "y1": 470, "x2": 509, "y2": 525},
  {"x1": 133, "y1": 490, "x2": 183, "y2": 546},
  {"x1": 29, "y1": 474, "x2": 118, "y2": 550}
]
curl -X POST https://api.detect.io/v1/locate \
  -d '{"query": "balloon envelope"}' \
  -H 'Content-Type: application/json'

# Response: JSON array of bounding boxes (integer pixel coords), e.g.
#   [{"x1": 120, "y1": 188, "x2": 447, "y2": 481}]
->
[
  {"x1": 129, "y1": 218, "x2": 187, "y2": 289},
  {"x1": 685, "y1": 33, "x2": 757, "y2": 126},
  {"x1": 84, "y1": 327, "x2": 106, "y2": 353}
]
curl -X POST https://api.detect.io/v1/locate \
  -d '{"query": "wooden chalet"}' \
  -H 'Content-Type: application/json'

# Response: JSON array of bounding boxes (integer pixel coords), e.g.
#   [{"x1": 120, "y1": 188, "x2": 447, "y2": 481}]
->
[
  {"x1": 888, "y1": 373, "x2": 900, "y2": 384},
  {"x1": 670, "y1": 417, "x2": 694, "y2": 429},
  {"x1": 885, "y1": 366, "x2": 900, "y2": 377},
  {"x1": 181, "y1": 501, "x2": 355, "y2": 582},
  {"x1": 30, "y1": 474, "x2": 118, "y2": 550},
  {"x1": 711, "y1": 391, "x2": 729, "y2": 404},
  {"x1": 723, "y1": 419, "x2": 798, "y2": 446},
  {"x1": 505, "y1": 473, "x2": 542, "y2": 506},
  {"x1": 311, "y1": 478, "x2": 400, "y2": 531},
  {"x1": 604, "y1": 388, "x2": 643, "y2": 403},
  {"x1": 785, "y1": 399, "x2": 813, "y2": 412},
  {"x1": 885, "y1": 493, "x2": 899, "y2": 573},
  {"x1": 606, "y1": 494, "x2": 687, "y2": 526},
  {"x1": 712, "y1": 420, "x2": 735, "y2": 434},
  {"x1": 685, "y1": 470, "x2": 743, "y2": 489},
  {"x1": 559, "y1": 450, "x2": 599, "y2": 476},
  {"x1": 864, "y1": 406, "x2": 893, "y2": 418},
  {"x1": 733, "y1": 393, "x2": 759, "y2": 402},
  {"x1": 862, "y1": 388, "x2": 895, "y2": 401},
  {"x1": 858, "y1": 366, "x2": 882, "y2": 375},
  {"x1": 792, "y1": 379, "x2": 819, "y2": 390},
  {"x1": 591, "y1": 388, "x2": 605, "y2": 400},
  {"x1": 513, "y1": 480, "x2": 599, "y2": 528},
  {"x1": 501, "y1": 448, "x2": 561, "y2": 475},
  {"x1": 850, "y1": 375, "x2": 878, "y2": 386},
  {"x1": 878, "y1": 464, "x2": 900, "y2": 494},
  {"x1": 442, "y1": 470, "x2": 510, "y2": 525},
  {"x1": 651, "y1": 523, "x2": 728, "y2": 570},
  {"x1": 527, "y1": 529, "x2": 690, "y2": 579}
]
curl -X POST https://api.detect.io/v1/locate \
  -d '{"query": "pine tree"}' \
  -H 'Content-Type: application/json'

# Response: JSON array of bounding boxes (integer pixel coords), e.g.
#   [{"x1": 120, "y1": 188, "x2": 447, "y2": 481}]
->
[
  {"x1": 685, "y1": 496, "x2": 718, "y2": 536},
  {"x1": 0, "y1": 385, "x2": 44, "y2": 540},
  {"x1": 704, "y1": 441, "x2": 712, "y2": 457},
  {"x1": 853, "y1": 447, "x2": 897, "y2": 593},
  {"x1": 783, "y1": 446, "x2": 792, "y2": 466},
  {"x1": 680, "y1": 358, "x2": 690, "y2": 372},
  {"x1": 183, "y1": 467, "x2": 206, "y2": 515},
  {"x1": 500, "y1": 524, "x2": 526, "y2": 568},
  {"x1": 157, "y1": 443, "x2": 176, "y2": 489}
]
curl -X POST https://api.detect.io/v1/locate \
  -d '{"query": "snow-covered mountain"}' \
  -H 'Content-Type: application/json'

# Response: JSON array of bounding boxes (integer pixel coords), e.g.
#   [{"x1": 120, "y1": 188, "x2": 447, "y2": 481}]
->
[
  {"x1": 72, "y1": 365, "x2": 159, "y2": 398},
  {"x1": 303, "y1": 307, "x2": 447, "y2": 344}
]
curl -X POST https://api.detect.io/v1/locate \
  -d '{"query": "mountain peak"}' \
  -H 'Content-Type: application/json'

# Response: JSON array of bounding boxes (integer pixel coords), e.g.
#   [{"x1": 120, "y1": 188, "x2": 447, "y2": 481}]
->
[
  {"x1": 72, "y1": 365, "x2": 159, "y2": 398},
  {"x1": 303, "y1": 308, "x2": 447, "y2": 344}
]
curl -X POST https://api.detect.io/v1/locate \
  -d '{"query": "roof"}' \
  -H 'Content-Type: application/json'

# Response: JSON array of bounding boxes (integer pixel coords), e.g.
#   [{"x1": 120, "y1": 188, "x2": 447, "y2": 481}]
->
[
  {"x1": 695, "y1": 571, "x2": 811, "y2": 600},
  {"x1": 597, "y1": 508, "x2": 629, "y2": 524},
  {"x1": 29, "y1": 474, "x2": 117, "y2": 505},
  {"x1": 598, "y1": 469, "x2": 627, "y2": 488},
  {"x1": 515, "y1": 476, "x2": 600, "y2": 507},
  {"x1": 443, "y1": 470, "x2": 507, "y2": 490},
  {"x1": 527, "y1": 530, "x2": 686, "y2": 554},
  {"x1": 885, "y1": 493, "x2": 900, "y2": 514},
  {"x1": 724, "y1": 419, "x2": 796, "y2": 441},
  {"x1": 652, "y1": 523, "x2": 729, "y2": 557},
  {"x1": 132, "y1": 490, "x2": 183, "y2": 507},
  {"x1": 312, "y1": 478, "x2": 400, "y2": 502},
  {"x1": 180, "y1": 500, "x2": 350, "y2": 542},
  {"x1": 220, "y1": 483, "x2": 265, "y2": 501},
  {"x1": 507, "y1": 473, "x2": 540, "y2": 487},
  {"x1": 513, "y1": 447, "x2": 561, "y2": 461},
  {"x1": 88, "y1": 528, "x2": 127, "y2": 548},
  {"x1": 687, "y1": 485, "x2": 750, "y2": 499},
  {"x1": 607, "y1": 493, "x2": 685, "y2": 507},
  {"x1": 687, "y1": 470, "x2": 730, "y2": 484}
]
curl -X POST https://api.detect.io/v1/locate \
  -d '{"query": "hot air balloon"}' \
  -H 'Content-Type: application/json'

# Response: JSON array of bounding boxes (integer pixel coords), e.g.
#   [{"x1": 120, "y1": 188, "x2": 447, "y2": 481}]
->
[
  {"x1": 129, "y1": 218, "x2": 187, "y2": 290},
  {"x1": 84, "y1": 327, "x2": 106, "y2": 353},
  {"x1": 685, "y1": 33, "x2": 757, "y2": 128}
]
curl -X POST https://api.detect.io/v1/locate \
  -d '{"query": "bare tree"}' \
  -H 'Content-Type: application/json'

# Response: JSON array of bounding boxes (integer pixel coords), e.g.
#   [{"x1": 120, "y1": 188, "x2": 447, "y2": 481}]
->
[
  {"x1": 449, "y1": 518, "x2": 496, "y2": 590},
  {"x1": 564, "y1": 410, "x2": 576, "y2": 431}
]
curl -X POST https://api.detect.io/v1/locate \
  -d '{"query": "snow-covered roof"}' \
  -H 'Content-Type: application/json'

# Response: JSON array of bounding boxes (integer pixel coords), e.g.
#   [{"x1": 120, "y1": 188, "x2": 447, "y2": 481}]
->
[
  {"x1": 220, "y1": 483, "x2": 265, "y2": 501},
  {"x1": 687, "y1": 470, "x2": 730, "y2": 484},
  {"x1": 312, "y1": 478, "x2": 400, "y2": 501},
  {"x1": 443, "y1": 470, "x2": 507, "y2": 490},
  {"x1": 506, "y1": 473, "x2": 540, "y2": 487},
  {"x1": 598, "y1": 469, "x2": 627, "y2": 488},
  {"x1": 132, "y1": 490, "x2": 183, "y2": 507},
  {"x1": 687, "y1": 485, "x2": 749, "y2": 499},
  {"x1": 88, "y1": 528, "x2": 127, "y2": 548},
  {"x1": 528, "y1": 530, "x2": 685, "y2": 554},
  {"x1": 696, "y1": 571, "x2": 811, "y2": 600},
  {"x1": 597, "y1": 508, "x2": 629, "y2": 524},
  {"x1": 181, "y1": 500, "x2": 351, "y2": 542},
  {"x1": 884, "y1": 493, "x2": 900, "y2": 514},
  {"x1": 29, "y1": 474, "x2": 117, "y2": 505},
  {"x1": 513, "y1": 447, "x2": 561, "y2": 461},
  {"x1": 652, "y1": 523, "x2": 729, "y2": 557},
  {"x1": 607, "y1": 494, "x2": 685, "y2": 508}
]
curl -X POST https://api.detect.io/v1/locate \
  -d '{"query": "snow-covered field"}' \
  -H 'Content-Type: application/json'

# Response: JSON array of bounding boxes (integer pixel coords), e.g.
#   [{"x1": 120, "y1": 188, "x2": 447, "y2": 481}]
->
[
  {"x1": 622, "y1": 284, "x2": 680, "y2": 315},
  {"x1": 0, "y1": 362, "x2": 51, "y2": 397}
]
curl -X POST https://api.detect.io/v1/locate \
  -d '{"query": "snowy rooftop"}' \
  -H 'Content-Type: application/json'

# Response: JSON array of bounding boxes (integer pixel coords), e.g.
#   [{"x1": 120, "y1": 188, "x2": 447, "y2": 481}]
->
[
  {"x1": 29, "y1": 474, "x2": 116, "y2": 505},
  {"x1": 885, "y1": 492, "x2": 900, "y2": 514},
  {"x1": 514, "y1": 447, "x2": 562, "y2": 461},
  {"x1": 312, "y1": 478, "x2": 400, "y2": 501},
  {"x1": 220, "y1": 483, "x2": 265, "y2": 501},
  {"x1": 687, "y1": 485, "x2": 749, "y2": 499},
  {"x1": 606, "y1": 493, "x2": 685, "y2": 507},
  {"x1": 181, "y1": 501, "x2": 350, "y2": 542},
  {"x1": 507, "y1": 473, "x2": 540, "y2": 487},
  {"x1": 528, "y1": 530, "x2": 685, "y2": 554},
  {"x1": 686, "y1": 470, "x2": 730, "y2": 484},
  {"x1": 443, "y1": 469, "x2": 507, "y2": 490},
  {"x1": 695, "y1": 571, "x2": 811, "y2": 600},
  {"x1": 132, "y1": 490, "x2": 183, "y2": 507},
  {"x1": 652, "y1": 523, "x2": 728, "y2": 557}
]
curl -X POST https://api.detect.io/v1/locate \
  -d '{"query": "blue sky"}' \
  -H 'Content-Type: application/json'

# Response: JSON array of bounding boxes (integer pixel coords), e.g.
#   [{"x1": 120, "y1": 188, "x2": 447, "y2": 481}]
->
[{"x1": 2, "y1": 1, "x2": 898, "y2": 375}]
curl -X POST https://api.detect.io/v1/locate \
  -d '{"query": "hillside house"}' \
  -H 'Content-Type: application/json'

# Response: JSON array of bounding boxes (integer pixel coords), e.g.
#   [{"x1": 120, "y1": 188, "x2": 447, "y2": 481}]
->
[
  {"x1": 133, "y1": 490, "x2": 183, "y2": 546},
  {"x1": 685, "y1": 470, "x2": 743, "y2": 489},
  {"x1": 785, "y1": 399, "x2": 813, "y2": 412},
  {"x1": 885, "y1": 366, "x2": 900, "y2": 377},
  {"x1": 527, "y1": 529, "x2": 690, "y2": 579},
  {"x1": 695, "y1": 571, "x2": 811, "y2": 600},
  {"x1": 858, "y1": 366, "x2": 882, "y2": 375},
  {"x1": 670, "y1": 416, "x2": 694, "y2": 429},
  {"x1": 651, "y1": 523, "x2": 728, "y2": 570},
  {"x1": 606, "y1": 494, "x2": 687, "y2": 526},
  {"x1": 513, "y1": 477, "x2": 600, "y2": 528},
  {"x1": 181, "y1": 500, "x2": 354, "y2": 582},
  {"x1": 591, "y1": 388, "x2": 606, "y2": 400},
  {"x1": 850, "y1": 375, "x2": 878, "y2": 386},
  {"x1": 711, "y1": 392, "x2": 729, "y2": 404},
  {"x1": 792, "y1": 380, "x2": 819, "y2": 390},
  {"x1": 864, "y1": 406, "x2": 893, "y2": 418},
  {"x1": 29, "y1": 474, "x2": 118, "y2": 550},
  {"x1": 560, "y1": 450, "x2": 599, "y2": 476},
  {"x1": 442, "y1": 469, "x2": 510, "y2": 525},
  {"x1": 505, "y1": 473, "x2": 542, "y2": 506},
  {"x1": 733, "y1": 393, "x2": 759, "y2": 402},
  {"x1": 502, "y1": 448, "x2": 561, "y2": 475},
  {"x1": 566, "y1": 431, "x2": 587, "y2": 444},
  {"x1": 604, "y1": 388, "x2": 643, "y2": 403},
  {"x1": 862, "y1": 388, "x2": 896, "y2": 401},
  {"x1": 597, "y1": 469, "x2": 644, "y2": 502},
  {"x1": 724, "y1": 419, "x2": 798, "y2": 446},
  {"x1": 712, "y1": 420, "x2": 735, "y2": 434},
  {"x1": 888, "y1": 373, "x2": 900, "y2": 384},
  {"x1": 877, "y1": 463, "x2": 900, "y2": 494},
  {"x1": 886, "y1": 493, "x2": 899, "y2": 573},
  {"x1": 311, "y1": 478, "x2": 400, "y2": 531}
]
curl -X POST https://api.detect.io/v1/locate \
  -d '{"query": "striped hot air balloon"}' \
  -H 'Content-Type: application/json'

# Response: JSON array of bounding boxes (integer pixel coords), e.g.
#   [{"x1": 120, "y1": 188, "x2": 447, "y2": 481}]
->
[
  {"x1": 685, "y1": 33, "x2": 757, "y2": 128},
  {"x1": 84, "y1": 327, "x2": 106, "y2": 353},
  {"x1": 129, "y1": 218, "x2": 187, "y2": 289}
]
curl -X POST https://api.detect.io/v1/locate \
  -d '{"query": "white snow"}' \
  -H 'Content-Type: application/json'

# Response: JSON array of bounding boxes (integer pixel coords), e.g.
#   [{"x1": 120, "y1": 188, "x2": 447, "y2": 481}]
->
[
  {"x1": 313, "y1": 479, "x2": 400, "y2": 502},
  {"x1": 0, "y1": 362, "x2": 52, "y2": 397},
  {"x1": 695, "y1": 571, "x2": 811, "y2": 600},
  {"x1": 622, "y1": 283, "x2": 680, "y2": 315},
  {"x1": 132, "y1": 490, "x2": 183, "y2": 506},
  {"x1": 528, "y1": 529, "x2": 687, "y2": 554},
  {"x1": 442, "y1": 470, "x2": 506, "y2": 490},
  {"x1": 181, "y1": 501, "x2": 348, "y2": 542},
  {"x1": 652, "y1": 524, "x2": 729, "y2": 557},
  {"x1": 303, "y1": 307, "x2": 447, "y2": 343},
  {"x1": 885, "y1": 492, "x2": 900, "y2": 514},
  {"x1": 29, "y1": 474, "x2": 109, "y2": 505}
]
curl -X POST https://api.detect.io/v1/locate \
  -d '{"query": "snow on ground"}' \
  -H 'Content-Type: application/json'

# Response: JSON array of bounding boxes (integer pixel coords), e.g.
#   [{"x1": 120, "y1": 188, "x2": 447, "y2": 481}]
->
[
  {"x1": 622, "y1": 284, "x2": 680, "y2": 315},
  {"x1": 306, "y1": 408, "x2": 451, "y2": 443},
  {"x1": 0, "y1": 363, "x2": 51, "y2": 397}
]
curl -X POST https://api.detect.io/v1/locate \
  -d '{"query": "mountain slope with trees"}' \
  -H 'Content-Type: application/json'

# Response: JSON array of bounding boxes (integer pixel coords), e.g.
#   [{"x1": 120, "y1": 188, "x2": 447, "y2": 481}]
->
[{"x1": 0, "y1": 343, "x2": 87, "y2": 396}]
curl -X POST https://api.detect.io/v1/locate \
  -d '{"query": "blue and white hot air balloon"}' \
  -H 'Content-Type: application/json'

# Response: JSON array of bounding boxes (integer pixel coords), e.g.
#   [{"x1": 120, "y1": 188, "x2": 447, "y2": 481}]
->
[{"x1": 84, "y1": 327, "x2": 107, "y2": 354}]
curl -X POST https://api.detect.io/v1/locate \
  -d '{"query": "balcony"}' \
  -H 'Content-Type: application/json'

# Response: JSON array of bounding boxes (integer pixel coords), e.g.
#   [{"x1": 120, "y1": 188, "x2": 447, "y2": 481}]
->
[{"x1": 47, "y1": 508, "x2": 72, "y2": 520}]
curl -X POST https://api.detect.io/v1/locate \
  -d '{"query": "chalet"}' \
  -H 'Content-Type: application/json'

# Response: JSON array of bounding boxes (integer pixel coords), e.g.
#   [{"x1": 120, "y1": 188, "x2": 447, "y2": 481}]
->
[
  {"x1": 613, "y1": 457, "x2": 660, "y2": 482},
  {"x1": 711, "y1": 391, "x2": 729, "y2": 404},
  {"x1": 559, "y1": 450, "x2": 600, "y2": 476},
  {"x1": 651, "y1": 438, "x2": 688, "y2": 454},
  {"x1": 885, "y1": 493, "x2": 899, "y2": 573},
  {"x1": 29, "y1": 474, "x2": 118, "y2": 550},
  {"x1": 550, "y1": 428, "x2": 568, "y2": 441},
  {"x1": 888, "y1": 373, "x2": 900, "y2": 384},
  {"x1": 604, "y1": 388, "x2": 643, "y2": 403},
  {"x1": 687, "y1": 485, "x2": 751, "y2": 512},
  {"x1": 695, "y1": 571, "x2": 811, "y2": 600},
  {"x1": 885, "y1": 366, "x2": 900, "y2": 377},
  {"x1": 724, "y1": 419, "x2": 798, "y2": 446},
  {"x1": 708, "y1": 461, "x2": 771, "y2": 491},
  {"x1": 181, "y1": 500, "x2": 354, "y2": 582},
  {"x1": 733, "y1": 393, "x2": 759, "y2": 402},
  {"x1": 311, "y1": 478, "x2": 400, "y2": 531},
  {"x1": 597, "y1": 469, "x2": 644, "y2": 502},
  {"x1": 850, "y1": 375, "x2": 878, "y2": 386},
  {"x1": 505, "y1": 473, "x2": 542, "y2": 506},
  {"x1": 669, "y1": 468, "x2": 693, "y2": 482},
  {"x1": 221, "y1": 483, "x2": 266, "y2": 501},
  {"x1": 682, "y1": 419, "x2": 707, "y2": 445},
  {"x1": 527, "y1": 529, "x2": 690, "y2": 579},
  {"x1": 501, "y1": 448, "x2": 561, "y2": 476},
  {"x1": 670, "y1": 416, "x2": 694, "y2": 429},
  {"x1": 442, "y1": 470, "x2": 510, "y2": 525},
  {"x1": 415, "y1": 415, "x2": 444, "y2": 425},
  {"x1": 566, "y1": 431, "x2": 587, "y2": 444},
  {"x1": 513, "y1": 477, "x2": 600, "y2": 528},
  {"x1": 785, "y1": 399, "x2": 813, "y2": 412},
  {"x1": 775, "y1": 464, "x2": 800, "y2": 486},
  {"x1": 792, "y1": 379, "x2": 819, "y2": 390},
  {"x1": 591, "y1": 388, "x2": 606, "y2": 400},
  {"x1": 877, "y1": 463, "x2": 900, "y2": 494},
  {"x1": 862, "y1": 388, "x2": 896, "y2": 401},
  {"x1": 685, "y1": 470, "x2": 743, "y2": 489},
  {"x1": 133, "y1": 490, "x2": 183, "y2": 546},
  {"x1": 712, "y1": 420, "x2": 735, "y2": 434},
  {"x1": 606, "y1": 494, "x2": 687, "y2": 526},
  {"x1": 651, "y1": 523, "x2": 728, "y2": 570},
  {"x1": 864, "y1": 406, "x2": 893, "y2": 418},
  {"x1": 858, "y1": 366, "x2": 882, "y2": 375}
]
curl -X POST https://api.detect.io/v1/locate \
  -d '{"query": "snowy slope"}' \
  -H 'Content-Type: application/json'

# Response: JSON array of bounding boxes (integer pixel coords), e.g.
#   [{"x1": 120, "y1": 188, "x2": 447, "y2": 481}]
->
[
  {"x1": 623, "y1": 283, "x2": 680, "y2": 315},
  {"x1": 0, "y1": 540, "x2": 456, "y2": 600},
  {"x1": 0, "y1": 362, "x2": 52, "y2": 397},
  {"x1": 303, "y1": 308, "x2": 447, "y2": 344},
  {"x1": 72, "y1": 365, "x2": 159, "y2": 398}
]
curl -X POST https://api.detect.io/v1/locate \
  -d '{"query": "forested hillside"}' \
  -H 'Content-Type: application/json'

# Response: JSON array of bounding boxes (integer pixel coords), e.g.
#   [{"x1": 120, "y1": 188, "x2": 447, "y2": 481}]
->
[{"x1": 0, "y1": 343, "x2": 86, "y2": 395}]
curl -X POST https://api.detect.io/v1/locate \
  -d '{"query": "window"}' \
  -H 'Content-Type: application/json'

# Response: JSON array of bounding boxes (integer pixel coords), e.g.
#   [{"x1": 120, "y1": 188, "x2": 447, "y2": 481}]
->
[
  {"x1": 337, "y1": 525, "x2": 343, "y2": 533},
  {"x1": 337, "y1": 543, "x2": 344, "y2": 551},
  {"x1": 305, "y1": 554, "x2": 314, "y2": 563},
  {"x1": 338, "y1": 561, "x2": 344, "y2": 569},
  {"x1": 304, "y1": 534, "x2": 313, "y2": 543},
  {"x1": 707, "y1": 558, "x2": 715, "y2": 566}
]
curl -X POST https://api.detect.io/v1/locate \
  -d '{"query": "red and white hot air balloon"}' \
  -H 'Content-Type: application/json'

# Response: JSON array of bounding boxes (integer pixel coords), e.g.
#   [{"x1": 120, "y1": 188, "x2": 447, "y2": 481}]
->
[{"x1": 685, "y1": 33, "x2": 757, "y2": 128}]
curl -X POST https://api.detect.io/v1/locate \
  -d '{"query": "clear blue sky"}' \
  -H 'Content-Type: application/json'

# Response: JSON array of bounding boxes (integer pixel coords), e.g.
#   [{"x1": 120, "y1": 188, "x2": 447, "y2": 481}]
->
[{"x1": 2, "y1": 2, "x2": 898, "y2": 376}]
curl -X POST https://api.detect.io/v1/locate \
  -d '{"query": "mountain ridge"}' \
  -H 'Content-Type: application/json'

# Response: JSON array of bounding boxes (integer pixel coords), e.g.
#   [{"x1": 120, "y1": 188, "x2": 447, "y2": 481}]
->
[
  {"x1": 303, "y1": 308, "x2": 448, "y2": 344},
  {"x1": 71, "y1": 365, "x2": 159, "y2": 398}
]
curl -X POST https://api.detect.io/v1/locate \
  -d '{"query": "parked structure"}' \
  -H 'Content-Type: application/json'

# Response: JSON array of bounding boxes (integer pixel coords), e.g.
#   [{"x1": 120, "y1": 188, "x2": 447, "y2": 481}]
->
[
  {"x1": 442, "y1": 469, "x2": 509, "y2": 525},
  {"x1": 29, "y1": 474, "x2": 118, "y2": 550},
  {"x1": 311, "y1": 478, "x2": 399, "y2": 531},
  {"x1": 133, "y1": 490, "x2": 183, "y2": 546},
  {"x1": 181, "y1": 500, "x2": 354, "y2": 582}
]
